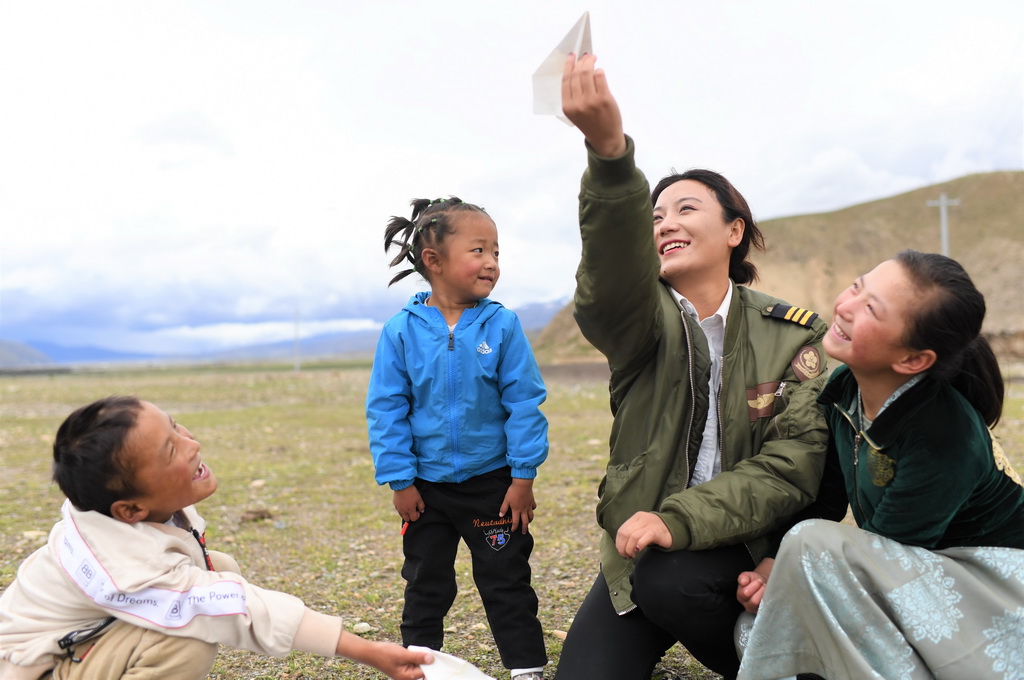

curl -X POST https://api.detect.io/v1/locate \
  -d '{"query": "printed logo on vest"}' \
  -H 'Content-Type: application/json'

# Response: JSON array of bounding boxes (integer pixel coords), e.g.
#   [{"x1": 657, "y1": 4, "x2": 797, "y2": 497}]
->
[{"x1": 476, "y1": 341, "x2": 492, "y2": 355}]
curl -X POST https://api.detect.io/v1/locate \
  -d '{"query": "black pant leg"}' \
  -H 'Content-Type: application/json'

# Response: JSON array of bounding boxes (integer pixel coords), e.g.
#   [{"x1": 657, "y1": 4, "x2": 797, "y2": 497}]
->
[
  {"x1": 400, "y1": 483, "x2": 461, "y2": 649},
  {"x1": 553, "y1": 572, "x2": 676, "y2": 680},
  {"x1": 453, "y1": 468, "x2": 547, "y2": 669},
  {"x1": 631, "y1": 544, "x2": 754, "y2": 679}
]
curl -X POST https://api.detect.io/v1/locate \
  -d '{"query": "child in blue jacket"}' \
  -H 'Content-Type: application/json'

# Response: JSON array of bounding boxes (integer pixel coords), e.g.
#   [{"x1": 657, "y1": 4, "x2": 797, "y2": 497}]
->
[{"x1": 366, "y1": 197, "x2": 549, "y2": 680}]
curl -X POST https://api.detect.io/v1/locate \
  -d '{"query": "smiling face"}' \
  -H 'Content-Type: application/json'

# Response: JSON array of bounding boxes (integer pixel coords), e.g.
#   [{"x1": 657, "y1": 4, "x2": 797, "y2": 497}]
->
[
  {"x1": 652, "y1": 179, "x2": 744, "y2": 290},
  {"x1": 429, "y1": 212, "x2": 500, "y2": 303},
  {"x1": 112, "y1": 401, "x2": 217, "y2": 524},
  {"x1": 824, "y1": 259, "x2": 929, "y2": 377}
]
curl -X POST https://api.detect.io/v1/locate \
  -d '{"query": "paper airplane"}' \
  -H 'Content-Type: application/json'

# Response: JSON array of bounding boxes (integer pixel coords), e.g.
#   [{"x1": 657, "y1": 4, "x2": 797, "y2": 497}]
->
[
  {"x1": 532, "y1": 11, "x2": 592, "y2": 125},
  {"x1": 409, "y1": 646, "x2": 496, "y2": 680}
]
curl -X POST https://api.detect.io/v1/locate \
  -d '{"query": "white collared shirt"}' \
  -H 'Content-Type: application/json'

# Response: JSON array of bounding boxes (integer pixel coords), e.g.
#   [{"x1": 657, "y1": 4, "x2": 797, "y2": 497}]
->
[{"x1": 670, "y1": 283, "x2": 733, "y2": 487}]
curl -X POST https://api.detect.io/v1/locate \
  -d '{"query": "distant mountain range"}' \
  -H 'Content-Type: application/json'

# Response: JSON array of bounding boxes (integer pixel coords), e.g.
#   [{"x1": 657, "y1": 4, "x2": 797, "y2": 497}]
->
[
  {"x1": 533, "y1": 170, "x2": 1024, "y2": 362},
  {"x1": 6, "y1": 170, "x2": 1021, "y2": 368},
  {"x1": 0, "y1": 299, "x2": 568, "y2": 368}
]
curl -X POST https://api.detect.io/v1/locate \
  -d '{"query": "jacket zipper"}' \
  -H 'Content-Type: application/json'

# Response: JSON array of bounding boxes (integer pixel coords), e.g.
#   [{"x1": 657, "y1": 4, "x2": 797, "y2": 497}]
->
[
  {"x1": 717, "y1": 358, "x2": 754, "y2": 564},
  {"x1": 614, "y1": 315, "x2": 701, "y2": 616},
  {"x1": 446, "y1": 326, "x2": 461, "y2": 478},
  {"x1": 836, "y1": 407, "x2": 866, "y2": 519},
  {"x1": 681, "y1": 317, "x2": 697, "y2": 485}
]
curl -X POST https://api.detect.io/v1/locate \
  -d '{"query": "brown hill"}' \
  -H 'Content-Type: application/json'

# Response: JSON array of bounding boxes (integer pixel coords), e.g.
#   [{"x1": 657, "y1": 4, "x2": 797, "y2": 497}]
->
[{"x1": 535, "y1": 171, "x2": 1024, "y2": 362}]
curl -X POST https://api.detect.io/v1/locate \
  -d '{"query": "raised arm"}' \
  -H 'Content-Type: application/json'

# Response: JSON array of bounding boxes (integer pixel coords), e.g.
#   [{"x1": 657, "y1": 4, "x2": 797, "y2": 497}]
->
[
  {"x1": 561, "y1": 53, "x2": 627, "y2": 157},
  {"x1": 563, "y1": 54, "x2": 666, "y2": 371}
]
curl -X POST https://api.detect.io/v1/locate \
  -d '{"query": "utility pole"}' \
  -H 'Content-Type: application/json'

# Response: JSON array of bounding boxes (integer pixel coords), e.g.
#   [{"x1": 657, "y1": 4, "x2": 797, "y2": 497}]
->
[{"x1": 926, "y1": 192, "x2": 960, "y2": 257}]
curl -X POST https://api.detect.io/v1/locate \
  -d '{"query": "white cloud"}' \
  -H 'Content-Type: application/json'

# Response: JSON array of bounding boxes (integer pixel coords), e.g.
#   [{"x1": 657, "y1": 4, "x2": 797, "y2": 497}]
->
[{"x1": 1, "y1": 0, "x2": 1021, "y2": 354}]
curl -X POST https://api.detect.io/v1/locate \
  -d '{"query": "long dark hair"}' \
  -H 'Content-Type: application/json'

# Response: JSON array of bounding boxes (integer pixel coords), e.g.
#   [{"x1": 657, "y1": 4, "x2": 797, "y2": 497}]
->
[
  {"x1": 896, "y1": 250, "x2": 1004, "y2": 426},
  {"x1": 52, "y1": 396, "x2": 145, "y2": 515},
  {"x1": 651, "y1": 169, "x2": 765, "y2": 284},
  {"x1": 383, "y1": 197, "x2": 489, "y2": 286}
]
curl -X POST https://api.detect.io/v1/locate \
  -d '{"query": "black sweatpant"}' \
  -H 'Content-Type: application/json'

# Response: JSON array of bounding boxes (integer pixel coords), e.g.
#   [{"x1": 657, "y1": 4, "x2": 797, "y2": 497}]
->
[
  {"x1": 400, "y1": 467, "x2": 547, "y2": 670},
  {"x1": 553, "y1": 543, "x2": 754, "y2": 680}
]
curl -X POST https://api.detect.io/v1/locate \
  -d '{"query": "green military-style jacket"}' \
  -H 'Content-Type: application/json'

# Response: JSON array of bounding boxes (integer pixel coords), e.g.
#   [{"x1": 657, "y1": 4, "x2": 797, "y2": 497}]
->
[{"x1": 574, "y1": 137, "x2": 832, "y2": 613}]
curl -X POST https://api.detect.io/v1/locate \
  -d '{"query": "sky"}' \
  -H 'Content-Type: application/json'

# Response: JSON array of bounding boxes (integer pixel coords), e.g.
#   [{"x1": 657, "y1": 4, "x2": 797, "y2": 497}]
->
[{"x1": 2, "y1": 1, "x2": 1022, "y2": 356}]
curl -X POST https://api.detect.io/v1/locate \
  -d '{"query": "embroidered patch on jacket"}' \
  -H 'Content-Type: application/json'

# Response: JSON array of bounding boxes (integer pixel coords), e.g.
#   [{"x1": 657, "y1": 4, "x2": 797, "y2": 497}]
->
[
  {"x1": 992, "y1": 433, "x2": 1024, "y2": 488},
  {"x1": 867, "y1": 446, "x2": 895, "y2": 487},
  {"x1": 768, "y1": 304, "x2": 820, "y2": 327},
  {"x1": 746, "y1": 382, "x2": 781, "y2": 421},
  {"x1": 791, "y1": 345, "x2": 822, "y2": 381},
  {"x1": 476, "y1": 341, "x2": 492, "y2": 355},
  {"x1": 474, "y1": 517, "x2": 512, "y2": 551}
]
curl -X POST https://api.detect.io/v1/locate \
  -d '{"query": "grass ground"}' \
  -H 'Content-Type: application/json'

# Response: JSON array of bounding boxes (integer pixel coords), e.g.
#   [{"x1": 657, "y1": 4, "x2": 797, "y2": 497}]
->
[{"x1": 2, "y1": 360, "x2": 1022, "y2": 679}]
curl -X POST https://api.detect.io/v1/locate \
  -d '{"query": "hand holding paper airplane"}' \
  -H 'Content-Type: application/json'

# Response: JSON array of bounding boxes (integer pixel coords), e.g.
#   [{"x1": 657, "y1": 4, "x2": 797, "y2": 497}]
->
[
  {"x1": 408, "y1": 646, "x2": 496, "y2": 680},
  {"x1": 532, "y1": 11, "x2": 592, "y2": 125}
]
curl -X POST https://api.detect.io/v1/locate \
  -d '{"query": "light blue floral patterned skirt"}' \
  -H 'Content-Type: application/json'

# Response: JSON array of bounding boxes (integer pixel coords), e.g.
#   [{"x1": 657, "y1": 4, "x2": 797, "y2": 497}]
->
[{"x1": 735, "y1": 519, "x2": 1024, "y2": 680}]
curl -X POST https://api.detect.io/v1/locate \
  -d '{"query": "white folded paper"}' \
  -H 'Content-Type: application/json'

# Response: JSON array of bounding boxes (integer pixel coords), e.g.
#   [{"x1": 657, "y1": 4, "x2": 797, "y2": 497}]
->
[
  {"x1": 409, "y1": 646, "x2": 497, "y2": 680},
  {"x1": 532, "y1": 11, "x2": 593, "y2": 125}
]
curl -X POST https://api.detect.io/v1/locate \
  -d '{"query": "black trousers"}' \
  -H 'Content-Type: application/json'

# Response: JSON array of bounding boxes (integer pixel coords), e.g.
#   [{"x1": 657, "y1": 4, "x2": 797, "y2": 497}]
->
[
  {"x1": 553, "y1": 543, "x2": 754, "y2": 680},
  {"x1": 400, "y1": 467, "x2": 547, "y2": 669}
]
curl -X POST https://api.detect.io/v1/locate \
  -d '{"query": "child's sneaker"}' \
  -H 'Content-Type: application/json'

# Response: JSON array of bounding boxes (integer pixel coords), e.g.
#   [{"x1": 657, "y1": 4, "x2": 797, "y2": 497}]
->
[{"x1": 511, "y1": 674, "x2": 543, "y2": 680}]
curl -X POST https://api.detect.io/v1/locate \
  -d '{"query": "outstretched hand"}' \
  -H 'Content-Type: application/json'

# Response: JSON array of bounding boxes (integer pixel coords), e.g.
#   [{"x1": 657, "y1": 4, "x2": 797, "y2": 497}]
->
[
  {"x1": 339, "y1": 634, "x2": 432, "y2": 680},
  {"x1": 561, "y1": 53, "x2": 627, "y2": 157}
]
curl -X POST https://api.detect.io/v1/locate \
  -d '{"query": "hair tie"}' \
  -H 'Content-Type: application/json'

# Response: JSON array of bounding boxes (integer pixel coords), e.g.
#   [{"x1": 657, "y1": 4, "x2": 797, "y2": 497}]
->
[{"x1": 431, "y1": 218, "x2": 437, "y2": 223}]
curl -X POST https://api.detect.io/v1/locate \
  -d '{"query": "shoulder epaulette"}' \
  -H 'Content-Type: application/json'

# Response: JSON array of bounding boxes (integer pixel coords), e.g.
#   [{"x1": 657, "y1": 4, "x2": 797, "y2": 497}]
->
[{"x1": 767, "y1": 304, "x2": 819, "y2": 327}]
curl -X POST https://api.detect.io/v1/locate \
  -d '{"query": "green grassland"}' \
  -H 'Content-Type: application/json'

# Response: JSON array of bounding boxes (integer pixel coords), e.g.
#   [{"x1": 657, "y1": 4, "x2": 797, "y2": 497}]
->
[{"x1": 2, "y1": 360, "x2": 1022, "y2": 679}]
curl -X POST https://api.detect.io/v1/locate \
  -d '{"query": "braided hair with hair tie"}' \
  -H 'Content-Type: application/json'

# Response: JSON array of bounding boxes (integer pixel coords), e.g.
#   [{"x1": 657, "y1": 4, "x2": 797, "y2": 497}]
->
[{"x1": 382, "y1": 196, "x2": 488, "y2": 286}]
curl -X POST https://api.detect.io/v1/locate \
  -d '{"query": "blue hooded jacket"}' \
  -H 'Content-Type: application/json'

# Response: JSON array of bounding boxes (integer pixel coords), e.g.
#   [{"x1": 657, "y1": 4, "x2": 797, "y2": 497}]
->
[{"x1": 366, "y1": 292, "x2": 548, "y2": 490}]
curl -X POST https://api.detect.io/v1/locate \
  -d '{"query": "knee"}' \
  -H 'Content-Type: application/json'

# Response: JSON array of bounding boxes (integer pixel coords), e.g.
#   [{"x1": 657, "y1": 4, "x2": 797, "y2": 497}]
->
[
  {"x1": 777, "y1": 519, "x2": 843, "y2": 560},
  {"x1": 630, "y1": 551, "x2": 688, "y2": 612},
  {"x1": 147, "y1": 630, "x2": 218, "y2": 676},
  {"x1": 631, "y1": 548, "x2": 746, "y2": 619}
]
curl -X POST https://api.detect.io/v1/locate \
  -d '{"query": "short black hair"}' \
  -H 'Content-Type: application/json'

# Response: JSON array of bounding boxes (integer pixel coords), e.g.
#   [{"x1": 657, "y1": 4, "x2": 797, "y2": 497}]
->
[{"x1": 52, "y1": 396, "x2": 145, "y2": 516}]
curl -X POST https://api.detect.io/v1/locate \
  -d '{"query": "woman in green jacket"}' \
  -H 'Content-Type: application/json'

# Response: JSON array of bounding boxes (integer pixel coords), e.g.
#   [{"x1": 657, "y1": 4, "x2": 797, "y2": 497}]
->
[{"x1": 553, "y1": 54, "x2": 838, "y2": 680}]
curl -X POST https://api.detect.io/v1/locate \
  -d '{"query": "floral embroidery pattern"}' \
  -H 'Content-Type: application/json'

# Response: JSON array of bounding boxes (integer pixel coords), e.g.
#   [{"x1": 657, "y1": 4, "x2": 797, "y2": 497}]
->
[
  {"x1": 801, "y1": 548, "x2": 917, "y2": 679},
  {"x1": 854, "y1": 612, "x2": 917, "y2": 680},
  {"x1": 741, "y1": 524, "x2": 1022, "y2": 680},
  {"x1": 871, "y1": 534, "x2": 929, "y2": 572},
  {"x1": 974, "y1": 547, "x2": 1024, "y2": 583},
  {"x1": 983, "y1": 607, "x2": 1024, "y2": 680},
  {"x1": 890, "y1": 567, "x2": 963, "y2": 644},
  {"x1": 736, "y1": 619, "x2": 753, "y2": 650},
  {"x1": 867, "y1": 445, "x2": 896, "y2": 486},
  {"x1": 786, "y1": 518, "x2": 818, "y2": 538},
  {"x1": 991, "y1": 433, "x2": 1024, "y2": 488}
]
